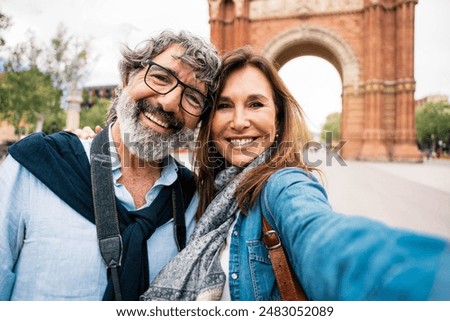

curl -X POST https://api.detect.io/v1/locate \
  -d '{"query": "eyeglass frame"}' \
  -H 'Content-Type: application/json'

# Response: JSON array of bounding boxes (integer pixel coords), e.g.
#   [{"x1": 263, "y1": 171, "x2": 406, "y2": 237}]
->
[{"x1": 141, "y1": 59, "x2": 210, "y2": 117}]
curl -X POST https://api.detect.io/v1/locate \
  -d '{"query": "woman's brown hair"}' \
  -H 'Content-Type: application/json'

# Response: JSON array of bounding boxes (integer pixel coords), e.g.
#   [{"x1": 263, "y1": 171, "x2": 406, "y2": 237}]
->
[{"x1": 194, "y1": 46, "x2": 318, "y2": 218}]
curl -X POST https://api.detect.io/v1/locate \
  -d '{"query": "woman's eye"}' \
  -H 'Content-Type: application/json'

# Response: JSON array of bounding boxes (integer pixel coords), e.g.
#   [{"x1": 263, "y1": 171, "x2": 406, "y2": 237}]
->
[{"x1": 250, "y1": 101, "x2": 264, "y2": 108}]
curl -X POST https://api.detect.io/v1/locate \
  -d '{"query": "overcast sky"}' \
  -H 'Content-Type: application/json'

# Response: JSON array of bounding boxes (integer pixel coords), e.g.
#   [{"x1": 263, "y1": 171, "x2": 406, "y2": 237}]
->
[{"x1": 1, "y1": 0, "x2": 449, "y2": 132}]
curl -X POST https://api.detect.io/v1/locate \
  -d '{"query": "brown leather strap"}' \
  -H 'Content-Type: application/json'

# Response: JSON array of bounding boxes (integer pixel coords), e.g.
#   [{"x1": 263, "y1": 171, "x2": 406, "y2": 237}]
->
[{"x1": 262, "y1": 217, "x2": 307, "y2": 301}]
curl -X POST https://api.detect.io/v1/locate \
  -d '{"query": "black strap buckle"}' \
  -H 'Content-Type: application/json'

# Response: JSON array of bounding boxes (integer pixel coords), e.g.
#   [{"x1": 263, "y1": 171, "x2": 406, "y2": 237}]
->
[{"x1": 99, "y1": 235, "x2": 123, "y2": 268}]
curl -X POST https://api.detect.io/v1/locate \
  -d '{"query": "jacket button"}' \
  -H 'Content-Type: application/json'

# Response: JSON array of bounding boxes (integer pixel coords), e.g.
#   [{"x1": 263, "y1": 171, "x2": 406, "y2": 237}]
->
[{"x1": 231, "y1": 273, "x2": 238, "y2": 280}]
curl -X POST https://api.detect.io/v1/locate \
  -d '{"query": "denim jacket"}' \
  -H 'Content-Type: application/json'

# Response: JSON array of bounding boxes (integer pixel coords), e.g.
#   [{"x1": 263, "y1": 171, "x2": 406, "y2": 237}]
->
[{"x1": 227, "y1": 168, "x2": 450, "y2": 300}]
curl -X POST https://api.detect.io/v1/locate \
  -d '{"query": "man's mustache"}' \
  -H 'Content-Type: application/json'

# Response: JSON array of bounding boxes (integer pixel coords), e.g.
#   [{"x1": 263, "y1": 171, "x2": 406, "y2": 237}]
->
[{"x1": 136, "y1": 100, "x2": 184, "y2": 132}]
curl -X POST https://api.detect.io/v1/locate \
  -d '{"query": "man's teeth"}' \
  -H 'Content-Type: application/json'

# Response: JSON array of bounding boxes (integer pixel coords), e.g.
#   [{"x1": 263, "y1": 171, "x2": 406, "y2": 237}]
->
[
  {"x1": 230, "y1": 138, "x2": 254, "y2": 147},
  {"x1": 144, "y1": 112, "x2": 169, "y2": 128}
]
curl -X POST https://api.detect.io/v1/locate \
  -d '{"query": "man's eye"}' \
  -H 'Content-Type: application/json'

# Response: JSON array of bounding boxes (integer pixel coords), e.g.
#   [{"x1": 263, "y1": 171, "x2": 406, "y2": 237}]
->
[
  {"x1": 184, "y1": 92, "x2": 203, "y2": 107},
  {"x1": 216, "y1": 103, "x2": 231, "y2": 110},
  {"x1": 148, "y1": 72, "x2": 171, "y2": 84}
]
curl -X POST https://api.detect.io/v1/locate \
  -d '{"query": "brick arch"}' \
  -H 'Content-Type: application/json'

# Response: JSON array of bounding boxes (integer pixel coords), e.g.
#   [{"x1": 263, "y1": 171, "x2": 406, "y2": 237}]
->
[
  {"x1": 261, "y1": 25, "x2": 360, "y2": 91},
  {"x1": 208, "y1": 0, "x2": 421, "y2": 162}
]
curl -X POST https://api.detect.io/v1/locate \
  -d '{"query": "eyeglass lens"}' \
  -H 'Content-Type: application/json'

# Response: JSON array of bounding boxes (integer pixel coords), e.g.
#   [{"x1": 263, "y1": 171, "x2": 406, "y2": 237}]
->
[{"x1": 145, "y1": 64, "x2": 206, "y2": 116}]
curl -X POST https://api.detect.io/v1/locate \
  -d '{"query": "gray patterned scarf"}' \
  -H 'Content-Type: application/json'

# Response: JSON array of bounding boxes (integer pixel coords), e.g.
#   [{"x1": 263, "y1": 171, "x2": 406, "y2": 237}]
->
[{"x1": 140, "y1": 150, "x2": 270, "y2": 301}]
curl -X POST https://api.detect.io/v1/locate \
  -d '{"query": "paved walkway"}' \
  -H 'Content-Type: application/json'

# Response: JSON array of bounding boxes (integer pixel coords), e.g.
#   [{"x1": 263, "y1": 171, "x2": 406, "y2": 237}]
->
[{"x1": 317, "y1": 152, "x2": 450, "y2": 239}]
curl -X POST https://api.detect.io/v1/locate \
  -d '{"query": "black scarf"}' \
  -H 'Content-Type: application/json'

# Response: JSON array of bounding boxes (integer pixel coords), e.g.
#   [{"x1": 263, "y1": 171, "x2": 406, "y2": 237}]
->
[{"x1": 8, "y1": 130, "x2": 194, "y2": 300}]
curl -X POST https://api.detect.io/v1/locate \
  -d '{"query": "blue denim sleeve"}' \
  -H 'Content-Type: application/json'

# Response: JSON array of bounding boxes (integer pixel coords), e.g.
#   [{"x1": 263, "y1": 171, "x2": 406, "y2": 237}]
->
[
  {"x1": 0, "y1": 156, "x2": 26, "y2": 300},
  {"x1": 262, "y1": 168, "x2": 449, "y2": 300}
]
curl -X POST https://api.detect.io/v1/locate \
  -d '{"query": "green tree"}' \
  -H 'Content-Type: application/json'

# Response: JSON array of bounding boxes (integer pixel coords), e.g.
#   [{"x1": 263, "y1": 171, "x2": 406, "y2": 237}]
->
[
  {"x1": 0, "y1": 67, "x2": 61, "y2": 133},
  {"x1": 415, "y1": 101, "x2": 450, "y2": 152},
  {"x1": 80, "y1": 98, "x2": 110, "y2": 129},
  {"x1": 44, "y1": 23, "x2": 91, "y2": 101},
  {"x1": 2, "y1": 23, "x2": 91, "y2": 132},
  {"x1": 0, "y1": 10, "x2": 11, "y2": 47},
  {"x1": 3, "y1": 30, "x2": 42, "y2": 71},
  {"x1": 43, "y1": 107, "x2": 67, "y2": 133},
  {"x1": 321, "y1": 112, "x2": 341, "y2": 142}
]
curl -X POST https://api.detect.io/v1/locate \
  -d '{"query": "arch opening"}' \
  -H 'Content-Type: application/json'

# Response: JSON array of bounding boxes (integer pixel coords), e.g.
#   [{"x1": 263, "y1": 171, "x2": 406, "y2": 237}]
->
[{"x1": 279, "y1": 55, "x2": 342, "y2": 137}]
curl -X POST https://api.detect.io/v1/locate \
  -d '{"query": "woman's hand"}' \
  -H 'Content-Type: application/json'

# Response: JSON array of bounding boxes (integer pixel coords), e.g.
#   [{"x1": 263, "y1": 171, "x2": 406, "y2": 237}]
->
[{"x1": 70, "y1": 125, "x2": 103, "y2": 139}]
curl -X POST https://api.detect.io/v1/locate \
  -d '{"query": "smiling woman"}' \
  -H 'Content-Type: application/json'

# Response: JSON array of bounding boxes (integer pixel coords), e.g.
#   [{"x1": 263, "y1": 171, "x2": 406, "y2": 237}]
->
[
  {"x1": 140, "y1": 46, "x2": 450, "y2": 301},
  {"x1": 211, "y1": 65, "x2": 278, "y2": 167}
]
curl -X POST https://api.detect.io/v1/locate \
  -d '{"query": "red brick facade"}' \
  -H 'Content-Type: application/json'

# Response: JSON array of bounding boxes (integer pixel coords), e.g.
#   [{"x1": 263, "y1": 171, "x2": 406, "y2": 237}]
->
[{"x1": 208, "y1": 0, "x2": 422, "y2": 162}]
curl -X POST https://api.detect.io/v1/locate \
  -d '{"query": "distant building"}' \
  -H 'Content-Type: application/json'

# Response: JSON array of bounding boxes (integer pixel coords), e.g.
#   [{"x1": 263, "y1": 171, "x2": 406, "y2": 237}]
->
[
  {"x1": 415, "y1": 94, "x2": 449, "y2": 110},
  {"x1": 83, "y1": 84, "x2": 117, "y2": 107}
]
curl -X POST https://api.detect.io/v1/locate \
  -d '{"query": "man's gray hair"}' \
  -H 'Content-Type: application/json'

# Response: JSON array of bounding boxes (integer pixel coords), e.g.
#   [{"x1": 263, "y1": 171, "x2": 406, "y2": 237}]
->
[{"x1": 105, "y1": 30, "x2": 221, "y2": 124}]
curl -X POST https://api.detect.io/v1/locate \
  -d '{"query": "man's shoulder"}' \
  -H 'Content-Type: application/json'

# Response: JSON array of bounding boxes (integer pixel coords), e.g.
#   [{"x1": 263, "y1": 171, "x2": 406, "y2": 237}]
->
[
  {"x1": 7, "y1": 131, "x2": 90, "y2": 185},
  {"x1": 8, "y1": 131, "x2": 85, "y2": 158},
  {"x1": 0, "y1": 154, "x2": 23, "y2": 176}
]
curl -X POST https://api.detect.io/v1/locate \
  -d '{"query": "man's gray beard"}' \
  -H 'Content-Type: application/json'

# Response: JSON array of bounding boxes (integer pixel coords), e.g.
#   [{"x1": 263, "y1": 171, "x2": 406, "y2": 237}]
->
[{"x1": 115, "y1": 93, "x2": 195, "y2": 162}]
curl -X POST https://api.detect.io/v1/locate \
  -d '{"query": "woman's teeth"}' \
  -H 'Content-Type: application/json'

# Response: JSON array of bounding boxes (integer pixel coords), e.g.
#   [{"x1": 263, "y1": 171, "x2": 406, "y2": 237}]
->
[
  {"x1": 144, "y1": 112, "x2": 169, "y2": 128},
  {"x1": 230, "y1": 138, "x2": 254, "y2": 147}
]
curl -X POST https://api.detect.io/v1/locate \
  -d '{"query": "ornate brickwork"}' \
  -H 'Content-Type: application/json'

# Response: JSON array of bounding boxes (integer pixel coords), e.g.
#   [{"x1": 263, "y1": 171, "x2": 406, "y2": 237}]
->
[
  {"x1": 208, "y1": 0, "x2": 421, "y2": 162},
  {"x1": 262, "y1": 25, "x2": 360, "y2": 90},
  {"x1": 249, "y1": 0, "x2": 364, "y2": 20}
]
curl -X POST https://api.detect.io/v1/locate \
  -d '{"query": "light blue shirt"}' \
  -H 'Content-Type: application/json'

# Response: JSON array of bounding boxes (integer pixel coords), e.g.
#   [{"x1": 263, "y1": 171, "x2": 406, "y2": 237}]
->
[{"x1": 0, "y1": 134, "x2": 196, "y2": 300}]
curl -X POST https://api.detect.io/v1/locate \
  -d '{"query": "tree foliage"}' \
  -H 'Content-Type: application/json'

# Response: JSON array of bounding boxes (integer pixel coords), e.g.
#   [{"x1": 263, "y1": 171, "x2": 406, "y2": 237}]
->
[
  {"x1": 43, "y1": 106, "x2": 67, "y2": 134},
  {"x1": 1, "y1": 22, "x2": 91, "y2": 133},
  {"x1": 321, "y1": 112, "x2": 341, "y2": 142},
  {"x1": 80, "y1": 98, "x2": 110, "y2": 129},
  {"x1": 0, "y1": 67, "x2": 61, "y2": 133},
  {"x1": 0, "y1": 10, "x2": 11, "y2": 47},
  {"x1": 3, "y1": 30, "x2": 43, "y2": 71},
  {"x1": 44, "y1": 23, "x2": 90, "y2": 102},
  {"x1": 415, "y1": 101, "x2": 450, "y2": 151}
]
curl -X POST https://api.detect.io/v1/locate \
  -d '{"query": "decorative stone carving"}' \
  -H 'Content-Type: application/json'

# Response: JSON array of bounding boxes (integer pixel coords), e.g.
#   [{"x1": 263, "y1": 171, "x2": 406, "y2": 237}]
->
[
  {"x1": 208, "y1": 0, "x2": 222, "y2": 20},
  {"x1": 250, "y1": 0, "x2": 364, "y2": 20},
  {"x1": 234, "y1": 0, "x2": 245, "y2": 16}
]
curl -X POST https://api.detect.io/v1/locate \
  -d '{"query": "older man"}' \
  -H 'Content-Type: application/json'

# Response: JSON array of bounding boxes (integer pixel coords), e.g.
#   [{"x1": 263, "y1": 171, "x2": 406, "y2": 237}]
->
[{"x1": 0, "y1": 30, "x2": 220, "y2": 300}]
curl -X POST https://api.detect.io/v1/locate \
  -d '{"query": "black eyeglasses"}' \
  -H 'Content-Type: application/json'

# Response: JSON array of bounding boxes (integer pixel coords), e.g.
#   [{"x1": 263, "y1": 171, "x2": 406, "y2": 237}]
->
[{"x1": 142, "y1": 60, "x2": 209, "y2": 117}]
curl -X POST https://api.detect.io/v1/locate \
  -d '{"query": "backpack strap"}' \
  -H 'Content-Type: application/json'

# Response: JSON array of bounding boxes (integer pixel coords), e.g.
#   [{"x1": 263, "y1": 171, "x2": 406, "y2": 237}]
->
[
  {"x1": 172, "y1": 178, "x2": 187, "y2": 251},
  {"x1": 172, "y1": 163, "x2": 195, "y2": 251},
  {"x1": 90, "y1": 127, "x2": 123, "y2": 300},
  {"x1": 262, "y1": 216, "x2": 307, "y2": 301}
]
